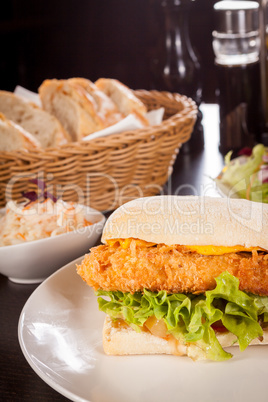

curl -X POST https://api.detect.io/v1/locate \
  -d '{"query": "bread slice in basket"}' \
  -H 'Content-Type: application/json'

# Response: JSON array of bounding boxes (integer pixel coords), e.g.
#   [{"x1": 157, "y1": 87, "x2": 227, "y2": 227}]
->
[
  {"x1": 39, "y1": 78, "x2": 125, "y2": 141},
  {"x1": 68, "y1": 77, "x2": 125, "y2": 127},
  {"x1": 0, "y1": 90, "x2": 70, "y2": 148},
  {"x1": 0, "y1": 113, "x2": 41, "y2": 151},
  {"x1": 95, "y1": 78, "x2": 149, "y2": 126},
  {"x1": 39, "y1": 77, "x2": 150, "y2": 141}
]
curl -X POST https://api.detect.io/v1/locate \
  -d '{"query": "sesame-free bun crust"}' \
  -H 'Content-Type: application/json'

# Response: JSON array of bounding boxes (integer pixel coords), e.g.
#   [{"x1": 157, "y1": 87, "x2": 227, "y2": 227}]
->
[
  {"x1": 102, "y1": 196, "x2": 268, "y2": 250},
  {"x1": 103, "y1": 316, "x2": 268, "y2": 359}
]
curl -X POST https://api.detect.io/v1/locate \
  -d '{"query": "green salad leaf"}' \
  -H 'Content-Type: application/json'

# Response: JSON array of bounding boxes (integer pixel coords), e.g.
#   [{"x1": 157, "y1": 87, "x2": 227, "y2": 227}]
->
[
  {"x1": 215, "y1": 144, "x2": 268, "y2": 203},
  {"x1": 96, "y1": 271, "x2": 268, "y2": 361}
]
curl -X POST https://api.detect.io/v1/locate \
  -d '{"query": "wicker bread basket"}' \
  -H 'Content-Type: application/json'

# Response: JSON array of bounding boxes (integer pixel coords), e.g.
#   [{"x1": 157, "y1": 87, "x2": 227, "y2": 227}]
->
[{"x1": 0, "y1": 90, "x2": 197, "y2": 212}]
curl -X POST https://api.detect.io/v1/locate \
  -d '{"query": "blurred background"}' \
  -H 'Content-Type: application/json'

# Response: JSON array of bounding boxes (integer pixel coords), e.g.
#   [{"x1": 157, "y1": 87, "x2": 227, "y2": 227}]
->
[{"x1": 0, "y1": 0, "x2": 217, "y2": 102}]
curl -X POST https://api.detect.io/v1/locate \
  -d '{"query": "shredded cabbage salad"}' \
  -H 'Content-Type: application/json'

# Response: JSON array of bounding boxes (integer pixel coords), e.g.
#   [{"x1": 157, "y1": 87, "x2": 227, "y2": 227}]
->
[
  {"x1": 215, "y1": 144, "x2": 268, "y2": 203},
  {"x1": 97, "y1": 272, "x2": 268, "y2": 361},
  {"x1": 0, "y1": 198, "x2": 92, "y2": 246}
]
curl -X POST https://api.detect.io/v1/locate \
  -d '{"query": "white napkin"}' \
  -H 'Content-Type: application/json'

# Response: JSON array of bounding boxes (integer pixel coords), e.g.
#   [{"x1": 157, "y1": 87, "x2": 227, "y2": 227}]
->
[
  {"x1": 14, "y1": 85, "x2": 42, "y2": 107},
  {"x1": 82, "y1": 114, "x2": 144, "y2": 141},
  {"x1": 146, "y1": 107, "x2": 165, "y2": 126},
  {"x1": 82, "y1": 108, "x2": 164, "y2": 141}
]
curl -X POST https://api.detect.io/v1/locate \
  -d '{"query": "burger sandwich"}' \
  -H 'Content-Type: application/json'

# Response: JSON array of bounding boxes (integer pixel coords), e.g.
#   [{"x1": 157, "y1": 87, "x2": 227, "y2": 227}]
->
[{"x1": 77, "y1": 196, "x2": 268, "y2": 361}]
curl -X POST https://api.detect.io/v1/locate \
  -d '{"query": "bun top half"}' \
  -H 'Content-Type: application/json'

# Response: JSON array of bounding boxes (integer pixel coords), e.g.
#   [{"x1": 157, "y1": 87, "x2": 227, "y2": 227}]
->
[{"x1": 102, "y1": 196, "x2": 268, "y2": 250}]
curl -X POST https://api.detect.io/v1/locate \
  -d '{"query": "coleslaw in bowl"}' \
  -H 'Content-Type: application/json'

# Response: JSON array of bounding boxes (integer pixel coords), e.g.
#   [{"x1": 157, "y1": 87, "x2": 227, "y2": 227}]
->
[
  {"x1": 0, "y1": 198, "x2": 96, "y2": 246},
  {"x1": 0, "y1": 199, "x2": 105, "y2": 283}
]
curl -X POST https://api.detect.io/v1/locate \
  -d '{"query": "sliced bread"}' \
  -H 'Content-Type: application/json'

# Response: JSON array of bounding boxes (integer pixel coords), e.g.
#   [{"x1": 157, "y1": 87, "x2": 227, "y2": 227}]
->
[
  {"x1": 68, "y1": 77, "x2": 124, "y2": 127},
  {"x1": 39, "y1": 78, "x2": 124, "y2": 141},
  {"x1": 0, "y1": 113, "x2": 41, "y2": 151},
  {"x1": 0, "y1": 90, "x2": 70, "y2": 148},
  {"x1": 95, "y1": 78, "x2": 149, "y2": 126}
]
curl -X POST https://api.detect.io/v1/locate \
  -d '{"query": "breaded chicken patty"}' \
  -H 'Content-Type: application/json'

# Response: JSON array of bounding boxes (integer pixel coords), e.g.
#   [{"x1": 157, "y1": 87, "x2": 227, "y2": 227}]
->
[{"x1": 77, "y1": 239, "x2": 268, "y2": 296}]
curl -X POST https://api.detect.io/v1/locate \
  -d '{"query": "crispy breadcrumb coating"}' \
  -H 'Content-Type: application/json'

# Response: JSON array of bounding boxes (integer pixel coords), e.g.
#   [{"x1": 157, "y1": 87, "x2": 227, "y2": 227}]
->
[{"x1": 77, "y1": 240, "x2": 268, "y2": 296}]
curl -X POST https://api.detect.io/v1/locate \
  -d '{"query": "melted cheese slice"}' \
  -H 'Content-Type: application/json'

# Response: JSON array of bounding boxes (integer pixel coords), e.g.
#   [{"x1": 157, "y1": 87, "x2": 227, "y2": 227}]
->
[
  {"x1": 107, "y1": 238, "x2": 155, "y2": 249},
  {"x1": 185, "y1": 245, "x2": 261, "y2": 255},
  {"x1": 107, "y1": 238, "x2": 262, "y2": 255}
]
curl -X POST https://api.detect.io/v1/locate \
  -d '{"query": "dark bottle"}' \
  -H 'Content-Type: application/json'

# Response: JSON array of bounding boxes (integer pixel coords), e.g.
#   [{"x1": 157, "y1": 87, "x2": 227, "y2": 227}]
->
[
  {"x1": 216, "y1": 62, "x2": 263, "y2": 154},
  {"x1": 213, "y1": 1, "x2": 264, "y2": 155},
  {"x1": 151, "y1": 0, "x2": 204, "y2": 153}
]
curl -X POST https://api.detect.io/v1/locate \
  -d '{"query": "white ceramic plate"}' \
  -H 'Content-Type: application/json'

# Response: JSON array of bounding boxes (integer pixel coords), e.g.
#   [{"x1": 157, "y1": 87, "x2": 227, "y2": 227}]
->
[{"x1": 18, "y1": 257, "x2": 268, "y2": 402}]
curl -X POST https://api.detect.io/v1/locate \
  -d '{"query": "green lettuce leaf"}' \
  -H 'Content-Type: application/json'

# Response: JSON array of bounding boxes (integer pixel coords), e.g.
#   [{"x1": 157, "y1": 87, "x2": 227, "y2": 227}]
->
[
  {"x1": 206, "y1": 273, "x2": 262, "y2": 351},
  {"x1": 96, "y1": 271, "x2": 268, "y2": 361}
]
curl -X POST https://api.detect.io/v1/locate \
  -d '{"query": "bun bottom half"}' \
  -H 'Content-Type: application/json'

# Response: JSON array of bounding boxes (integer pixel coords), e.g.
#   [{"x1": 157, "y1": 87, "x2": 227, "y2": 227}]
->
[{"x1": 103, "y1": 316, "x2": 268, "y2": 359}]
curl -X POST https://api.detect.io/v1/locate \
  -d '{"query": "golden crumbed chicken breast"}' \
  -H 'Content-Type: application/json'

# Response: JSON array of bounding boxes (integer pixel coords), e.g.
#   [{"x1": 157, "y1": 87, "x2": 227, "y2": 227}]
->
[{"x1": 77, "y1": 239, "x2": 268, "y2": 296}]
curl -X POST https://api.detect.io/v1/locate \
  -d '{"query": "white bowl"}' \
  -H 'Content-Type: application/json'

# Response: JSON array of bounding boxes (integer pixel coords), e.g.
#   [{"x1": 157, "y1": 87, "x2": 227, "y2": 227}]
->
[{"x1": 0, "y1": 205, "x2": 105, "y2": 284}]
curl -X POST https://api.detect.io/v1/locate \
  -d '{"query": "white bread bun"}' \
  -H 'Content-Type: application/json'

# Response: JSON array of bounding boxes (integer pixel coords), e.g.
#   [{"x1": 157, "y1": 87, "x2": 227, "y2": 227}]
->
[
  {"x1": 39, "y1": 78, "x2": 124, "y2": 141},
  {"x1": 103, "y1": 316, "x2": 187, "y2": 356},
  {"x1": 103, "y1": 316, "x2": 268, "y2": 359},
  {"x1": 0, "y1": 90, "x2": 70, "y2": 148},
  {"x1": 95, "y1": 78, "x2": 149, "y2": 126},
  {"x1": 102, "y1": 195, "x2": 268, "y2": 250},
  {"x1": 0, "y1": 113, "x2": 41, "y2": 151}
]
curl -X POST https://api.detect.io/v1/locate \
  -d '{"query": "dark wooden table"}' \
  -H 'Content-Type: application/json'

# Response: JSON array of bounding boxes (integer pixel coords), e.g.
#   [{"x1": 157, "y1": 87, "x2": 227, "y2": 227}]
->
[{"x1": 0, "y1": 104, "x2": 224, "y2": 401}]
